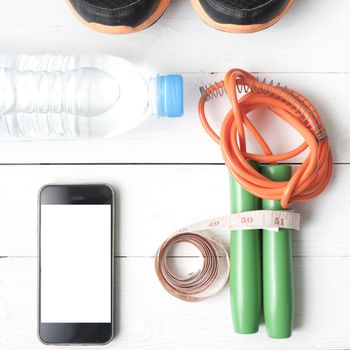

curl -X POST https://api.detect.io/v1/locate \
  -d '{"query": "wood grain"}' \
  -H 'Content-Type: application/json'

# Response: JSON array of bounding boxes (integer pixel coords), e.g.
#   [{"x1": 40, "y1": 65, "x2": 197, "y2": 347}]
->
[
  {"x1": 0, "y1": 0, "x2": 348, "y2": 73},
  {"x1": 0, "y1": 257, "x2": 349, "y2": 350},
  {"x1": 0, "y1": 0, "x2": 348, "y2": 349},
  {"x1": 0, "y1": 73, "x2": 347, "y2": 164},
  {"x1": 0, "y1": 164, "x2": 346, "y2": 258}
]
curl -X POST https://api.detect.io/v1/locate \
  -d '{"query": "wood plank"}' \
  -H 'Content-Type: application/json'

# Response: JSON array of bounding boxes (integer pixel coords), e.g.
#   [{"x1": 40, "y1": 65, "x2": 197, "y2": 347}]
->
[
  {"x1": 1, "y1": 256, "x2": 349, "y2": 349},
  {"x1": 0, "y1": 164, "x2": 346, "y2": 258},
  {"x1": 0, "y1": 73, "x2": 346, "y2": 164},
  {"x1": 0, "y1": 0, "x2": 349, "y2": 73},
  {"x1": 0, "y1": 1, "x2": 347, "y2": 349}
]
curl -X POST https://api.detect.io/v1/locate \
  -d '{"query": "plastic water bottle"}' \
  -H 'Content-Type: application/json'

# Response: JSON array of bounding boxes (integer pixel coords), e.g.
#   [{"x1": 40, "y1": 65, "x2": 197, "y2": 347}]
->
[{"x1": 0, "y1": 54, "x2": 183, "y2": 140}]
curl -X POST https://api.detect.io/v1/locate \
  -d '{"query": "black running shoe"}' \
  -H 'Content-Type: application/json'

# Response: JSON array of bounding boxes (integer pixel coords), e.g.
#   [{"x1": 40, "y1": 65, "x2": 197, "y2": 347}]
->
[
  {"x1": 191, "y1": 0, "x2": 295, "y2": 33},
  {"x1": 66, "y1": 0, "x2": 171, "y2": 34}
]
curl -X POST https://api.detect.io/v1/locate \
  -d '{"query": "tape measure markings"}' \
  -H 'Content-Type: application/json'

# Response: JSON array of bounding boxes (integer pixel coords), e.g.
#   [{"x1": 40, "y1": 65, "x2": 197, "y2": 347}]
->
[{"x1": 176, "y1": 210, "x2": 300, "y2": 234}]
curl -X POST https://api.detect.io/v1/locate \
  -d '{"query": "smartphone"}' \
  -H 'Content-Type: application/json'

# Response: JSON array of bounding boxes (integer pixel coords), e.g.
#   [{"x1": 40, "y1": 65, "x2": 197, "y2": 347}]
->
[{"x1": 38, "y1": 184, "x2": 114, "y2": 345}]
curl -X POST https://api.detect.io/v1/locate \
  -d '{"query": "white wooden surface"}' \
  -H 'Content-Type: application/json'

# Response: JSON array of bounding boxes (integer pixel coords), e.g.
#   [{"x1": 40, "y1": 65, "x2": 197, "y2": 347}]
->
[{"x1": 0, "y1": 0, "x2": 349, "y2": 349}]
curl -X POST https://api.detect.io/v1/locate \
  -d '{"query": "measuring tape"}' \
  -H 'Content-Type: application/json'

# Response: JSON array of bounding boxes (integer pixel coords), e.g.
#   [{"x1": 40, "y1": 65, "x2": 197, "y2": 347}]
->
[
  {"x1": 155, "y1": 210, "x2": 300, "y2": 302},
  {"x1": 176, "y1": 210, "x2": 300, "y2": 234},
  {"x1": 155, "y1": 232, "x2": 229, "y2": 302}
]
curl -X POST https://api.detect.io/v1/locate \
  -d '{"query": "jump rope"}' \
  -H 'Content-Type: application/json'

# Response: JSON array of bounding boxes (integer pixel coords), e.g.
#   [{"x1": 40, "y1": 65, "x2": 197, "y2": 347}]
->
[{"x1": 156, "y1": 68, "x2": 333, "y2": 338}]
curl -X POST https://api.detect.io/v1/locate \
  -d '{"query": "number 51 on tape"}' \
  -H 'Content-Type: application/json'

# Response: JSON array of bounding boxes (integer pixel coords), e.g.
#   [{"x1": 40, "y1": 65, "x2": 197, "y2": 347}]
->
[{"x1": 177, "y1": 210, "x2": 300, "y2": 234}]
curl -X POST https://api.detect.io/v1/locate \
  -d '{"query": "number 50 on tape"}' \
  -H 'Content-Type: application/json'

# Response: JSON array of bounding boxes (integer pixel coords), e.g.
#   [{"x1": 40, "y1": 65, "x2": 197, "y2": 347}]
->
[{"x1": 177, "y1": 210, "x2": 300, "y2": 234}]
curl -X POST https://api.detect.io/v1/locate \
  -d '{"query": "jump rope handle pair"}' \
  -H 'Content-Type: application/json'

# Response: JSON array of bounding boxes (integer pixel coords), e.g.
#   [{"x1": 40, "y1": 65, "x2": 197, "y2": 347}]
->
[
  {"x1": 230, "y1": 162, "x2": 293, "y2": 338},
  {"x1": 198, "y1": 67, "x2": 332, "y2": 338}
]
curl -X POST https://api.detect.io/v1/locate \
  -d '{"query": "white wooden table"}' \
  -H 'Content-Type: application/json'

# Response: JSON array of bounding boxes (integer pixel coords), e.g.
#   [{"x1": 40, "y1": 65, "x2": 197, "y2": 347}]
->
[{"x1": 0, "y1": 1, "x2": 349, "y2": 349}]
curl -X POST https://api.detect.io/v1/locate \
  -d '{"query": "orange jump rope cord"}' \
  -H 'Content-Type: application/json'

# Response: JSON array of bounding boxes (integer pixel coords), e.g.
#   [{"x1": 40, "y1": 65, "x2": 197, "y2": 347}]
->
[{"x1": 198, "y1": 69, "x2": 333, "y2": 208}]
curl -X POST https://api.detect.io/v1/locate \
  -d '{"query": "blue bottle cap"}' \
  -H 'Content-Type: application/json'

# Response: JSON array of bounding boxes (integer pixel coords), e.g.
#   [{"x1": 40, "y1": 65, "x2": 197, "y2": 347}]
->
[{"x1": 157, "y1": 74, "x2": 184, "y2": 118}]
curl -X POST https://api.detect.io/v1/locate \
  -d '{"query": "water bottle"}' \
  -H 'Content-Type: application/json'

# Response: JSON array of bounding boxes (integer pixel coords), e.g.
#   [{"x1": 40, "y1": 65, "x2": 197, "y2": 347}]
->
[{"x1": 0, "y1": 54, "x2": 184, "y2": 140}]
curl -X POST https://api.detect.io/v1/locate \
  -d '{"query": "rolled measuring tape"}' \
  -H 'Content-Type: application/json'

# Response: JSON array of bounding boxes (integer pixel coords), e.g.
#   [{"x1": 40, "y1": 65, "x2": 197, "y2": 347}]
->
[
  {"x1": 155, "y1": 210, "x2": 300, "y2": 302},
  {"x1": 155, "y1": 232, "x2": 229, "y2": 302}
]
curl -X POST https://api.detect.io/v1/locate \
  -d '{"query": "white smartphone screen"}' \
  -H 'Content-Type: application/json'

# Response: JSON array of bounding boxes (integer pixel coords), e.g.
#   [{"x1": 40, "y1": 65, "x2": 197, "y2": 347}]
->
[{"x1": 40, "y1": 204, "x2": 112, "y2": 323}]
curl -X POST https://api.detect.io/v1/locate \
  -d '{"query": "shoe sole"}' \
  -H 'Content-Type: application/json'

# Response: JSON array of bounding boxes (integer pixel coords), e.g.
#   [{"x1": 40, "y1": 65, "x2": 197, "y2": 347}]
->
[
  {"x1": 66, "y1": 0, "x2": 171, "y2": 34},
  {"x1": 190, "y1": 0, "x2": 295, "y2": 33}
]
